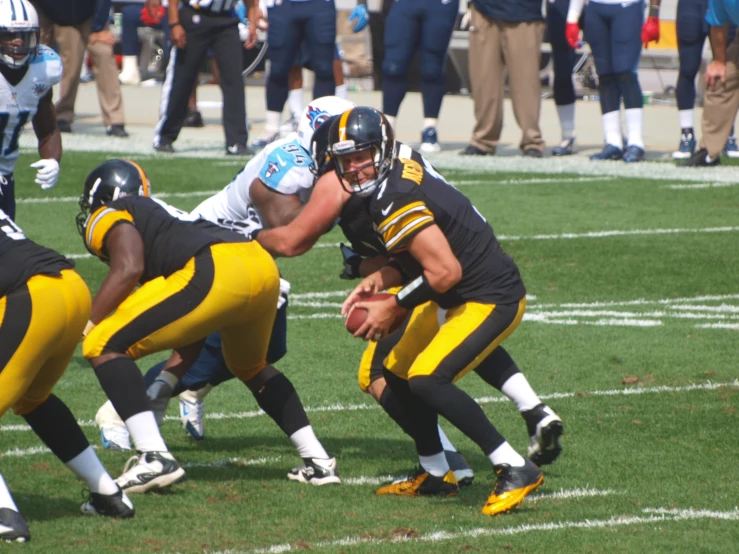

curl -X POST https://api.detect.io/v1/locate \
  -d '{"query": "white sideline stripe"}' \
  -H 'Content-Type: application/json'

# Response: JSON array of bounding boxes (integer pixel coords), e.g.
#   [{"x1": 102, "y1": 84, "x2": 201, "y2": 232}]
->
[
  {"x1": 662, "y1": 183, "x2": 736, "y2": 189},
  {"x1": 695, "y1": 323, "x2": 739, "y2": 330},
  {"x1": 527, "y1": 487, "x2": 620, "y2": 502},
  {"x1": 449, "y1": 176, "x2": 616, "y2": 186},
  {"x1": 183, "y1": 456, "x2": 282, "y2": 468},
  {"x1": 2, "y1": 381, "x2": 735, "y2": 434},
  {"x1": 61, "y1": 225, "x2": 739, "y2": 260},
  {"x1": 246, "y1": 508, "x2": 739, "y2": 553},
  {"x1": 16, "y1": 190, "x2": 220, "y2": 204}
]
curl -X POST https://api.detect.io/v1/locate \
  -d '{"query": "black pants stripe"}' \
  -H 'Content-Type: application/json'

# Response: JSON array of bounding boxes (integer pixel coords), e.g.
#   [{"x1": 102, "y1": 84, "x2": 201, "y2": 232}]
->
[{"x1": 0, "y1": 285, "x2": 31, "y2": 372}]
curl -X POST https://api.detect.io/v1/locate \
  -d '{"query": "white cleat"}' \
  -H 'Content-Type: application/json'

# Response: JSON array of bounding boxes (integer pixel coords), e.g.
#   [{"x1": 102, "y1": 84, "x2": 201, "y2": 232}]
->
[
  {"x1": 287, "y1": 457, "x2": 341, "y2": 486},
  {"x1": 115, "y1": 451, "x2": 185, "y2": 494},
  {"x1": 96, "y1": 400, "x2": 131, "y2": 451},
  {"x1": 179, "y1": 389, "x2": 206, "y2": 441}
]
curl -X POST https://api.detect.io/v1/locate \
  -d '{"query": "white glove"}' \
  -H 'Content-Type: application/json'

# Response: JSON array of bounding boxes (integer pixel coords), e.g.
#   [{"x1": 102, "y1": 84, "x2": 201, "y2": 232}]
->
[
  {"x1": 30, "y1": 158, "x2": 60, "y2": 189},
  {"x1": 277, "y1": 277, "x2": 291, "y2": 309},
  {"x1": 238, "y1": 22, "x2": 250, "y2": 42},
  {"x1": 460, "y1": 10, "x2": 471, "y2": 31}
]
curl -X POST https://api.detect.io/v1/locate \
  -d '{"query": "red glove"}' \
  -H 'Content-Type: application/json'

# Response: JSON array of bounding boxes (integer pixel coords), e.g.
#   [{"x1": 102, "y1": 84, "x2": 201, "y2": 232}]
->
[
  {"x1": 140, "y1": 6, "x2": 165, "y2": 26},
  {"x1": 642, "y1": 16, "x2": 660, "y2": 46},
  {"x1": 565, "y1": 22, "x2": 581, "y2": 50}
]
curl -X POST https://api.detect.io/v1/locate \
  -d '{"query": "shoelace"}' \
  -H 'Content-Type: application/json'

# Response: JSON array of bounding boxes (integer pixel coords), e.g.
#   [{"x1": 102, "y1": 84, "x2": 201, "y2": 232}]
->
[{"x1": 121, "y1": 454, "x2": 141, "y2": 475}]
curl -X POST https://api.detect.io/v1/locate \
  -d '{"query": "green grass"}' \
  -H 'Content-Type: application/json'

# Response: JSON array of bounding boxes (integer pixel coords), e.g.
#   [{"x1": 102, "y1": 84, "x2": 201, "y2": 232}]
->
[{"x1": 2, "y1": 151, "x2": 739, "y2": 553}]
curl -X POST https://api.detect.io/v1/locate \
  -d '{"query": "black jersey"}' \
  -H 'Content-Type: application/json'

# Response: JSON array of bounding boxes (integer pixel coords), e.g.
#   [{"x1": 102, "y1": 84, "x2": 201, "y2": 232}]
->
[
  {"x1": 0, "y1": 210, "x2": 74, "y2": 297},
  {"x1": 366, "y1": 143, "x2": 526, "y2": 308},
  {"x1": 338, "y1": 193, "x2": 388, "y2": 258},
  {"x1": 83, "y1": 196, "x2": 248, "y2": 283}
]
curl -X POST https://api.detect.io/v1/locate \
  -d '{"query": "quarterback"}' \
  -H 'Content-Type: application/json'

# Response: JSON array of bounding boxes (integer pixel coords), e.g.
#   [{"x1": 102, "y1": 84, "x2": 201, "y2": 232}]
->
[{"x1": 0, "y1": 0, "x2": 63, "y2": 219}]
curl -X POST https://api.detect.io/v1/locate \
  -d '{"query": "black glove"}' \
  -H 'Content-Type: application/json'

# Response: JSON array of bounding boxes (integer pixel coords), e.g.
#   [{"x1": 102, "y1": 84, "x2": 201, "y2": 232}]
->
[{"x1": 340, "y1": 242, "x2": 363, "y2": 280}]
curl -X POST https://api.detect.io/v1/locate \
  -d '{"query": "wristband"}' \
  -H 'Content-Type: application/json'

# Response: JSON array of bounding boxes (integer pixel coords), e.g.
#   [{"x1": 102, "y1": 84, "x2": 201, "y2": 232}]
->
[
  {"x1": 648, "y1": 5, "x2": 659, "y2": 17},
  {"x1": 83, "y1": 320, "x2": 96, "y2": 337},
  {"x1": 395, "y1": 275, "x2": 435, "y2": 310},
  {"x1": 171, "y1": 22, "x2": 183, "y2": 28}
]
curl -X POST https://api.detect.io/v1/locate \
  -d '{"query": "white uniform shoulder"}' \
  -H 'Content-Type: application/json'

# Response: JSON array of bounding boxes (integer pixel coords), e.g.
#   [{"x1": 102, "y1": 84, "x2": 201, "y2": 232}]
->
[
  {"x1": 29, "y1": 45, "x2": 63, "y2": 87},
  {"x1": 259, "y1": 136, "x2": 315, "y2": 197}
]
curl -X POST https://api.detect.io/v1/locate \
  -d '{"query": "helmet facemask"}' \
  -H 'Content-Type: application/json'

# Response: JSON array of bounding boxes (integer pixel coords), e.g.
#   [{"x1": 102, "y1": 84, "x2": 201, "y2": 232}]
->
[{"x1": 0, "y1": 27, "x2": 38, "y2": 68}]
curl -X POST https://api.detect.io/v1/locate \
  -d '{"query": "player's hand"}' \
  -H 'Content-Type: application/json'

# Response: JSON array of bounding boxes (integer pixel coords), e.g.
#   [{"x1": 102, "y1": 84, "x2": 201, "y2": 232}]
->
[
  {"x1": 246, "y1": 5, "x2": 267, "y2": 49},
  {"x1": 565, "y1": 22, "x2": 582, "y2": 50},
  {"x1": 339, "y1": 242, "x2": 363, "y2": 280},
  {"x1": 342, "y1": 273, "x2": 383, "y2": 316},
  {"x1": 348, "y1": 5, "x2": 369, "y2": 33},
  {"x1": 706, "y1": 60, "x2": 727, "y2": 90},
  {"x1": 641, "y1": 16, "x2": 660, "y2": 47},
  {"x1": 171, "y1": 23, "x2": 187, "y2": 49},
  {"x1": 216, "y1": 217, "x2": 263, "y2": 239},
  {"x1": 30, "y1": 159, "x2": 60, "y2": 190},
  {"x1": 353, "y1": 296, "x2": 399, "y2": 341},
  {"x1": 89, "y1": 29, "x2": 115, "y2": 46}
]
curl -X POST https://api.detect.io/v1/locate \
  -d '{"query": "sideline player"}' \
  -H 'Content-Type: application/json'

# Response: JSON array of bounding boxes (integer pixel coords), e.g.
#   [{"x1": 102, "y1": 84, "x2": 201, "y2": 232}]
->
[
  {"x1": 0, "y1": 209, "x2": 134, "y2": 542},
  {"x1": 0, "y1": 0, "x2": 62, "y2": 219}
]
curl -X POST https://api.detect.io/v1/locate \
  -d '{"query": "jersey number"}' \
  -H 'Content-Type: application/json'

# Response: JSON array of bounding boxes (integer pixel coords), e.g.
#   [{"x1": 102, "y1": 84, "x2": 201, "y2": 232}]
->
[{"x1": 0, "y1": 111, "x2": 30, "y2": 156}]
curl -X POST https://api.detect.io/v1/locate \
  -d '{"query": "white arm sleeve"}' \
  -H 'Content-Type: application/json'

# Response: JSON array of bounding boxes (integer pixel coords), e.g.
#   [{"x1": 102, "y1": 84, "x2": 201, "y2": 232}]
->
[{"x1": 566, "y1": 0, "x2": 586, "y2": 23}]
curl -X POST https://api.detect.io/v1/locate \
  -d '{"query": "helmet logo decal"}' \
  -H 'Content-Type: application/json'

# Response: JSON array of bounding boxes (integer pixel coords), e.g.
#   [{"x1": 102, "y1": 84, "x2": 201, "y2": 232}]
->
[{"x1": 305, "y1": 106, "x2": 331, "y2": 131}]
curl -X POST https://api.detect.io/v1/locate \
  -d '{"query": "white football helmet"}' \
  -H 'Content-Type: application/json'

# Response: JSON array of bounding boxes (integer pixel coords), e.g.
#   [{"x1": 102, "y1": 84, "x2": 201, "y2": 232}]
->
[
  {"x1": 297, "y1": 95, "x2": 355, "y2": 152},
  {"x1": 0, "y1": 0, "x2": 39, "y2": 69}
]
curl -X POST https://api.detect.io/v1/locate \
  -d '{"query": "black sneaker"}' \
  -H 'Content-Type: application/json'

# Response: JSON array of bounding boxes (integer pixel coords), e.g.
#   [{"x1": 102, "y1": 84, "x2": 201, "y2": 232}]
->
[
  {"x1": 459, "y1": 144, "x2": 493, "y2": 156},
  {"x1": 522, "y1": 403, "x2": 563, "y2": 466},
  {"x1": 0, "y1": 508, "x2": 30, "y2": 543},
  {"x1": 287, "y1": 457, "x2": 341, "y2": 486},
  {"x1": 678, "y1": 148, "x2": 721, "y2": 167},
  {"x1": 57, "y1": 120, "x2": 72, "y2": 133},
  {"x1": 523, "y1": 147, "x2": 543, "y2": 158},
  {"x1": 154, "y1": 141, "x2": 175, "y2": 154},
  {"x1": 183, "y1": 109, "x2": 204, "y2": 128},
  {"x1": 226, "y1": 144, "x2": 254, "y2": 157},
  {"x1": 444, "y1": 450, "x2": 474, "y2": 487},
  {"x1": 376, "y1": 466, "x2": 459, "y2": 497},
  {"x1": 106, "y1": 124, "x2": 129, "y2": 138},
  {"x1": 81, "y1": 486, "x2": 135, "y2": 518},
  {"x1": 482, "y1": 458, "x2": 543, "y2": 516},
  {"x1": 114, "y1": 451, "x2": 185, "y2": 494}
]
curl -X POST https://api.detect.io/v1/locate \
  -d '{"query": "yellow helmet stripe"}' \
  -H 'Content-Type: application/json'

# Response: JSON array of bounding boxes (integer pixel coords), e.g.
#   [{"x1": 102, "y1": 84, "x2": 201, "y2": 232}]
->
[
  {"x1": 337, "y1": 108, "x2": 353, "y2": 143},
  {"x1": 123, "y1": 159, "x2": 150, "y2": 197}
]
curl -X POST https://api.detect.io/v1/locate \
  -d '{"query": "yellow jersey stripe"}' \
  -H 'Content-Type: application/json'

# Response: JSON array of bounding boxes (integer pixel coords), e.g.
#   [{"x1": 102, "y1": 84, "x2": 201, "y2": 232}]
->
[
  {"x1": 384, "y1": 215, "x2": 434, "y2": 251},
  {"x1": 86, "y1": 208, "x2": 134, "y2": 256},
  {"x1": 378, "y1": 201, "x2": 427, "y2": 232}
]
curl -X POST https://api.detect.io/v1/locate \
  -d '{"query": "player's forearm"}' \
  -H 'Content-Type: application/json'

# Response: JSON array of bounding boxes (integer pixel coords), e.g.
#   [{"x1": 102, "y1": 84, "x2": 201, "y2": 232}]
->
[
  {"x1": 566, "y1": 0, "x2": 585, "y2": 22},
  {"x1": 169, "y1": 1, "x2": 180, "y2": 24},
  {"x1": 90, "y1": 271, "x2": 140, "y2": 324},
  {"x1": 710, "y1": 24, "x2": 729, "y2": 63},
  {"x1": 257, "y1": 227, "x2": 315, "y2": 257},
  {"x1": 37, "y1": 129, "x2": 61, "y2": 162},
  {"x1": 359, "y1": 256, "x2": 389, "y2": 278}
]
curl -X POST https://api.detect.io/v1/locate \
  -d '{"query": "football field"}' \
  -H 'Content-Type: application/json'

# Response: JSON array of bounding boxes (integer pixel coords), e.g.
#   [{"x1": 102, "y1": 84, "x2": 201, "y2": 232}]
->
[{"x1": 2, "y1": 149, "x2": 738, "y2": 553}]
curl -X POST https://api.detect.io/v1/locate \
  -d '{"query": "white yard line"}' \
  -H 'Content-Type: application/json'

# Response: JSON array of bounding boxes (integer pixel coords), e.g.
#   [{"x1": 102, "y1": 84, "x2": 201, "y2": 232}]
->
[
  {"x1": 662, "y1": 183, "x2": 737, "y2": 190},
  {"x1": 17, "y1": 190, "x2": 220, "y2": 204},
  {"x1": 244, "y1": 508, "x2": 739, "y2": 553},
  {"x1": 449, "y1": 176, "x2": 616, "y2": 186},
  {"x1": 1, "y1": 381, "x2": 735, "y2": 435}
]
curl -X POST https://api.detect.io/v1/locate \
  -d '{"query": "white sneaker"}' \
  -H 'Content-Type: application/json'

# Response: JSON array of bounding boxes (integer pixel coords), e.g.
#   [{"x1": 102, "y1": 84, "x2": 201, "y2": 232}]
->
[
  {"x1": 179, "y1": 389, "x2": 205, "y2": 440},
  {"x1": 287, "y1": 457, "x2": 341, "y2": 486},
  {"x1": 0, "y1": 508, "x2": 29, "y2": 543},
  {"x1": 118, "y1": 55, "x2": 141, "y2": 86},
  {"x1": 419, "y1": 127, "x2": 441, "y2": 153},
  {"x1": 115, "y1": 451, "x2": 185, "y2": 494},
  {"x1": 81, "y1": 487, "x2": 135, "y2": 518},
  {"x1": 96, "y1": 400, "x2": 131, "y2": 451}
]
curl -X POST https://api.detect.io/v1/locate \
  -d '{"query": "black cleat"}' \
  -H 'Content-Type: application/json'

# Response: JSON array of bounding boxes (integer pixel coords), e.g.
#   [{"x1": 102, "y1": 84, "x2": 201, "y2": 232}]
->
[
  {"x1": 183, "y1": 109, "x2": 204, "y2": 128},
  {"x1": 57, "y1": 120, "x2": 72, "y2": 133},
  {"x1": 444, "y1": 450, "x2": 474, "y2": 487},
  {"x1": 287, "y1": 457, "x2": 341, "y2": 486},
  {"x1": 226, "y1": 144, "x2": 255, "y2": 157},
  {"x1": 459, "y1": 144, "x2": 493, "y2": 156},
  {"x1": 678, "y1": 148, "x2": 721, "y2": 167},
  {"x1": 106, "y1": 124, "x2": 129, "y2": 138},
  {"x1": 154, "y1": 141, "x2": 175, "y2": 154},
  {"x1": 522, "y1": 403, "x2": 564, "y2": 466},
  {"x1": 482, "y1": 458, "x2": 543, "y2": 516},
  {"x1": 81, "y1": 486, "x2": 135, "y2": 518},
  {"x1": 0, "y1": 508, "x2": 30, "y2": 542}
]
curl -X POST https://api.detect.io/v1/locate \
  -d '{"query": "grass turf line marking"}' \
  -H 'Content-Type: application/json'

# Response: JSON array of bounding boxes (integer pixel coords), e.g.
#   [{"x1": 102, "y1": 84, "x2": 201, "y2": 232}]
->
[
  {"x1": 17, "y1": 190, "x2": 221, "y2": 204},
  {"x1": 2, "y1": 381, "x2": 735, "y2": 434},
  {"x1": 243, "y1": 508, "x2": 739, "y2": 553},
  {"x1": 450, "y1": 176, "x2": 616, "y2": 186},
  {"x1": 662, "y1": 183, "x2": 737, "y2": 189}
]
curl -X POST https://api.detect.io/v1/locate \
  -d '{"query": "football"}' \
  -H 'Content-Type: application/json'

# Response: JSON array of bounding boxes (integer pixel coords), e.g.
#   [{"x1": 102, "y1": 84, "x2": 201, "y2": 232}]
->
[{"x1": 344, "y1": 293, "x2": 405, "y2": 337}]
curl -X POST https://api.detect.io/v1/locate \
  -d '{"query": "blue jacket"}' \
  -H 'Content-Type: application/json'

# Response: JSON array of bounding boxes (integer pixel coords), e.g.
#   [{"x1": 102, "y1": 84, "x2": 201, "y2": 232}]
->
[
  {"x1": 706, "y1": 0, "x2": 739, "y2": 25},
  {"x1": 32, "y1": 0, "x2": 112, "y2": 33},
  {"x1": 472, "y1": 0, "x2": 544, "y2": 23}
]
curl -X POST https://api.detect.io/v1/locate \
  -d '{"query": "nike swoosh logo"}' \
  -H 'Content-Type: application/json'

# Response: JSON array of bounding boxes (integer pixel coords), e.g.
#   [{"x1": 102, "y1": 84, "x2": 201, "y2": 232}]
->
[
  {"x1": 381, "y1": 202, "x2": 394, "y2": 216},
  {"x1": 276, "y1": 154, "x2": 287, "y2": 167}
]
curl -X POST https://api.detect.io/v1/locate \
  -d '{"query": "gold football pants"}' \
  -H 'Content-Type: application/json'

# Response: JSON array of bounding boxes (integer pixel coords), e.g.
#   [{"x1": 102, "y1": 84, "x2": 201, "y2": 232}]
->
[
  {"x1": 0, "y1": 270, "x2": 91, "y2": 416},
  {"x1": 83, "y1": 242, "x2": 280, "y2": 381}
]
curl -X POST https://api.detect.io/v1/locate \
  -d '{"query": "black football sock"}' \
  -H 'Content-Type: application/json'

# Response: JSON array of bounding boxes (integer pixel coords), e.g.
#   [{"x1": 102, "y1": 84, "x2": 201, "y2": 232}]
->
[
  {"x1": 377, "y1": 385, "x2": 415, "y2": 437},
  {"x1": 22, "y1": 394, "x2": 89, "y2": 463},
  {"x1": 94, "y1": 357, "x2": 152, "y2": 421},
  {"x1": 249, "y1": 373, "x2": 310, "y2": 437},
  {"x1": 410, "y1": 374, "x2": 505, "y2": 456},
  {"x1": 474, "y1": 346, "x2": 520, "y2": 391}
]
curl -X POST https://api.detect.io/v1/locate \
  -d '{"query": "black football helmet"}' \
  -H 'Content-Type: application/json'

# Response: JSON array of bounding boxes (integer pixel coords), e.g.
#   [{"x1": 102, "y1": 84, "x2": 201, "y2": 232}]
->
[
  {"x1": 327, "y1": 106, "x2": 394, "y2": 197},
  {"x1": 76, "y1": 159, "x2": 151, "y2": 237},
  {"x1": 310, "y1": 113, "x2": 339, "y2": 178}
]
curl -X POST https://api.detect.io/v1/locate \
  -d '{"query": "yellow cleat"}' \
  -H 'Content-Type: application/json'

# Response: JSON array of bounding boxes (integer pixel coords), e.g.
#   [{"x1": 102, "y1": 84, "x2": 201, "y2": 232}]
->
[
  {"x1": 376, "y1": 467, "x2": 459, "y2": 497},
  {"x1": 482, "y1": 459, "x2": 543, "y2": 516}
]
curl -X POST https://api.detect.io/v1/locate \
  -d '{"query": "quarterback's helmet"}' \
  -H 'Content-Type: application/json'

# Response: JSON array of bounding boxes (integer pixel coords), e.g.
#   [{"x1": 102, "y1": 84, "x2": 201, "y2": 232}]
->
[
  {"x1": 310, "y1": 113, "x2": 339, "y2": 178},
  {"x1": 328, "y1": 106, "x2": 394, "y2": 197},
  {"x1": 0, "y1": 0, "x2": 39, "y2": 68},
  {"x1": 76, "y1": 159, "x2": 151, "y2": 237},
  {"x1": 297, "y1": 95, "x2": 355, "y2": 152}
]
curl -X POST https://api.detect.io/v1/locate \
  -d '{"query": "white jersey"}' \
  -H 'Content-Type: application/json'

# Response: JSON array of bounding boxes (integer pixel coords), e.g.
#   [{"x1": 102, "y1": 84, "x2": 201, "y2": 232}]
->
[
  {"x1": 192, "y1": 133, "x2": 315, "y2": 231},
  {"x1": 0, "y1": 45, "x2": 62, "y2": 176}
]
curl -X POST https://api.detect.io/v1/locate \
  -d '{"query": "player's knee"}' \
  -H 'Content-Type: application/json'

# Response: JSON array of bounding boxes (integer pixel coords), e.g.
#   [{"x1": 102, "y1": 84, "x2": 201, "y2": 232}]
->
[
  {"x1": 366, "y1": 377, "x2": 387, "y2": 402},
  {"x1": 419, "y1": 59, "x2": 444, "y2": 83},
  {"x1": 383, "y1": 59, "x2": 409, "y2": 80},
  {"x1": 12, "y1": 395, "x2": 48, "y2": 416},
  {"x1": 408, "y1": 373, "x2": 447, "y2": 403},
  {"x1": 241, "y1": 362, "x2": 278, "y2": 392},
  {"x1": 311, "y1": 60, "x2": 334, "y2": 81},
  {"x1": 268, "y1": 60, "x2": 292, "y2": 82}
]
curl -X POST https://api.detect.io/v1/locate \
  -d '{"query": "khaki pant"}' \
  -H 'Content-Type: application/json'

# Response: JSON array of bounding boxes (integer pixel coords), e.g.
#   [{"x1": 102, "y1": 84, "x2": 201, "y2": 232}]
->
[
  {"x1": 700, "y1": 35, "x2": 739, "y2": 158},
  {"x1": 36, "y1": 7, "x2": 124, "y2": 127},
  {"x1": 337, "y1": 10, "x2": 371, "y2": 77},
  {"x1": 468, "y1": 6, "x2": 544, "y2": 153}
]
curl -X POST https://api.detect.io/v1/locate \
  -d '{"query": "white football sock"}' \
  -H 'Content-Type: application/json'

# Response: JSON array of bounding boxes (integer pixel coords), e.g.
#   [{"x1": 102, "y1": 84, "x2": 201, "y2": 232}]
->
[
  {"x1": 438, "y1": 425, "x2": 456, "y2": 452},
  {"x1": 625, "y1": 108, "x2": 644, "y2": 148},
  {"x1": 264, "y1": 110, "x2": 281, "y2": 134},
  {"x1": 287, "y1": 88, "x2": 303, "y2": 121},
  {"x1": 419, "y1": 451, "x2": 450, "y2": 477},
  {"x1": 65, "y1": 447, "x2": 119, "y2": 495},
  {"x1": 423, "y1": 117, "x2": 437, "y2": 130},
  {"x1": 500, "y1": 373, "x2": 541, "y2": 412},
  {"x1": 557, "y1": 103, "x2": 576, "y2": 141},
  {"x1": 678, "y1": 109, "x2": 694, "y2": 131},
  {"x1": 125, "y1": 411, "x2": 168, "y2": 453},
  {"x1": 334, "y1": 83, "x2": 348, "y2": 99},
  {"x1": 289, "y1": 426, "x2": 329, "y2": 459},
  {"x1": 488, "y1": 442, "x2": 526, "y2": 468},
  {"x1": 602, "y1": 111, "x2": 622, "y2": 148},
  {"x1": 194, "y1": 383, "x2": 214, "y2": 402},
  {"x1": 0, "y1": 474, "x2": 19, "y2": 511}
]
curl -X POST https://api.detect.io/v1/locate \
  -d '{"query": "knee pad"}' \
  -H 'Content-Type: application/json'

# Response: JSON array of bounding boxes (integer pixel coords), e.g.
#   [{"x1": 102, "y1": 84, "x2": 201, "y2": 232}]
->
[
  {"x1": 419, "y1": 58, "x2": 445, "y2": 84},
  {"x1": 311, "y1": 60, "x2": 334, "y2": 81},
  {"x1": 382, "y1": 58, "x2": 409, "y2": 81}
]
